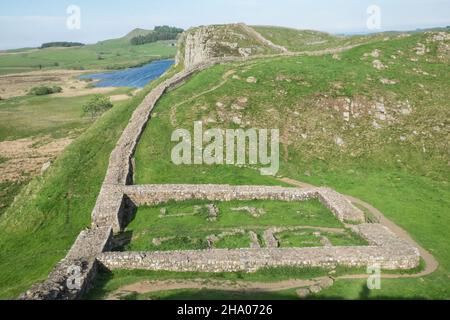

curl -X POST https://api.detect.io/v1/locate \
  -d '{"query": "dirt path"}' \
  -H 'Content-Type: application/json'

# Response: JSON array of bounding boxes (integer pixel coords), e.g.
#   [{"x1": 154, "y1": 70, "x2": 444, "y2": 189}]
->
[
  {"x1": 107, "y1": 177, "x2": 438, "y2": 300},
  {"x1": 279, "y1": 177, "x2": 439, "y2": 278},
  {"x1": 107, "y1": 278, "x2": 331, "y2": 300},
  {"x1": 169, "y1": 70, "x2": 235, "y2": 127}
]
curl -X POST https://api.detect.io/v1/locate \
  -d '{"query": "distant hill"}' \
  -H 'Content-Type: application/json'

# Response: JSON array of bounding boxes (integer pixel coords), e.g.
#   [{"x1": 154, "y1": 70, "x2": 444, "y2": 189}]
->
[
  {"x1": 130, "y1": 26, "x2": 183, "y2": 46},
  {"x1": 0, "y1": 28, "x2": 178, "y2": 75},
  {"x1": 124, "y1": 28, "x2": 154, "y2": 40}
]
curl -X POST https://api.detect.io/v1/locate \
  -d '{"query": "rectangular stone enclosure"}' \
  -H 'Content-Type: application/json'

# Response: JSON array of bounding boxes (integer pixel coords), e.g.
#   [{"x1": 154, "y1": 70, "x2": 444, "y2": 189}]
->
[{"x1": 95, "y1": 184, "x2": 420, "y2": 273}]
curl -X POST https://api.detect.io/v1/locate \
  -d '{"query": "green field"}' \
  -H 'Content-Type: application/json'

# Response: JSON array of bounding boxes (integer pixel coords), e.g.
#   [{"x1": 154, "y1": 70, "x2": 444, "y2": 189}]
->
[
  {"x1": 120, "y1": 199, "x2": 365, "y2": 251},
  {"x1": 0, "y1": 66, "x2": 181, "y2": 298},
  {"x1": 0, "y1": 34, "x2": 177, "y2": 75},
  {"x1": 119, "y1": 31, "x2": 450, "y2": 299},
  {"x1": 0, "y1": 26, "x2": 449, "y2": 300},
  {"x1": 0, "y1": 87, "x2": 134, "y2": 142}
]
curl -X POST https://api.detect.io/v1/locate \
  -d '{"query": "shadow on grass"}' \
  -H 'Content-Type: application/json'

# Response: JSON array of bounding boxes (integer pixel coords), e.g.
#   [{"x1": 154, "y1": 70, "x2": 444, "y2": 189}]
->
[
  {"x1": 310, "y1": 284, "x2": 428, "y2": 301},
  {"x1": 85, "y1": 270, "x2": 430, "y2": 300}
]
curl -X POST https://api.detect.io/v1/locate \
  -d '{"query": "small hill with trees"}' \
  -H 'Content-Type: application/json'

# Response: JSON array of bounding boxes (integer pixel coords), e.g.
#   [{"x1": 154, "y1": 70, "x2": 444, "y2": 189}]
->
[{"x1": 130, "y1": 26, "x2": 183, "y2": 45}]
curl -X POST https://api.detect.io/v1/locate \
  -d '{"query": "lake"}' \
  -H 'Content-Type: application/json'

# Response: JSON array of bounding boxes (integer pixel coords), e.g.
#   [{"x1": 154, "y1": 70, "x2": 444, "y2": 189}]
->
[{"x1": 79, "y1": 59, "x2": 175, "y2": 88}]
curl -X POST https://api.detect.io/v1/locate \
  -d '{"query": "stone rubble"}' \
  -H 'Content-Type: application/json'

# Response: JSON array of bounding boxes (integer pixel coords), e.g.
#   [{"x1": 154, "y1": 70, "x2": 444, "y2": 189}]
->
[{"x1": 231, "y1": 206, "x2": 266, "y2": 218}]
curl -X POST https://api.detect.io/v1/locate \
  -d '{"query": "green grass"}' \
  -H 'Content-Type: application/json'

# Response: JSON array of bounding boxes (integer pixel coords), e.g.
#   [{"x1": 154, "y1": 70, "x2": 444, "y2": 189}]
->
[
  {"x1": 0, "y1": 37, "x2": 177, "y2": 75},
  {"x1": 0, "y1": 67, "x2": 178, "y2": 298},
  {"x1": 252, "y1": 26, "x2": 345, "y2": 52},
  {"x1": 117, "y1": 289, "x2": 298, "y2": 300},
  {"x1": 214, "y1": 234, "x2": 252, "y2": 249},
  {"x1": 1, "y1": 28, "x2": 449, "y2": 300},
  {"x1": 124, "y1": 31, "x2": 450, "y2": 299},
  {"x1": 276, "y1": 229, "x2": 368, "y2": 248},
  {"x1": 277, "y1": 230, "x2": 323, "y2": 248},
  {"x1": 0, "y1": 94, "x2": 90, "y2": 141},
  {"x1": 0, "y1": 181, "x2": 26, "y2": 217},
  {"x1": 0, "y1": 87, "x2": 135, "y2": 142},
  {"x1": 86, "y1": 266, "x2": 366, "y2": 300},
  {"x1": 123, "y1": 199, "x2": 343, "y2": 251},
  {"x1": 136, "y1": 32, "x2": 449, "y2": 185}
]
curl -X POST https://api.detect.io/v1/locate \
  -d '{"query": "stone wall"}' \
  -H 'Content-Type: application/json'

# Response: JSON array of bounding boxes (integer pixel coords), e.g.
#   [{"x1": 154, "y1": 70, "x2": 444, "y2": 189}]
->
[
  {"x1": 98, "y1": 225, "x2": 419, "y2": 272},
  {"x1": 237, "y1": 23, "x2": 288, "y2": 53},
  {"x1": 91, "y1": 62, "x2": 217, "y2": 233},
  {"x1": 20, "y1": 227, "x2": 113, "y2": 300},
  {"x1": 122, "y1": 184, "x2": 366, "y2": 224}
]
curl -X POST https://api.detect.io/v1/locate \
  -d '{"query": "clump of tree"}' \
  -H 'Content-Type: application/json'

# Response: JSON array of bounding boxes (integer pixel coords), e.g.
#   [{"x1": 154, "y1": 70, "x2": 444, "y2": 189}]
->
[
  {"x1": 40, "y1": 42, "x2": 85, "y2": 49},
  {"x1": 130, "y1": 26, "x2": 183, "y2": 45},
  {"x1": 83, "y1": 95, "x2": 113, "y2": 119},
  {"x1": 28, "y1": 85, "x2": 62, "y2": 96}
]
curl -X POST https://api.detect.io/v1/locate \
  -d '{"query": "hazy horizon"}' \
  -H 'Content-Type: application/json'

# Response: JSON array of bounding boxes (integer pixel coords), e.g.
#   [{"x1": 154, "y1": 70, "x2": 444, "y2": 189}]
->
[{"x1": 1, "y1": 0, "x2": 449, "y2": 50}]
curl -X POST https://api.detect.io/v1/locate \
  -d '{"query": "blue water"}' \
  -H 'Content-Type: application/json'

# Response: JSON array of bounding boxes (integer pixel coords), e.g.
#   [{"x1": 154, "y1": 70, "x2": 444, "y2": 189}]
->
[{"x1": 79, "y1": 59, "x2": 175, "y2": 88}]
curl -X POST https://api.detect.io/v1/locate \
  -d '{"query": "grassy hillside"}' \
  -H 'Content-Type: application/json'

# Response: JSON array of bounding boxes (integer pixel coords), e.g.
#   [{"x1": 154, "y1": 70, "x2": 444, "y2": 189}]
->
[
  {"x1": 1, "y1": 25, "x2": 449, "y2": 300},
  {"x1": 0, "y1": 30, "x2": 177, "y2": 75},
  {"x1": 253, "y1": 26, "x2": 342, "y2": 51},
  {"x1": 120, "y1": 30, "x2": 450, "y2": 299},
  {"x1": 0, "y1": 66, "x2": 181, "y2": 298},
  {"x1": 253, "y1": 26, "x2": 403, "y2": 52}
]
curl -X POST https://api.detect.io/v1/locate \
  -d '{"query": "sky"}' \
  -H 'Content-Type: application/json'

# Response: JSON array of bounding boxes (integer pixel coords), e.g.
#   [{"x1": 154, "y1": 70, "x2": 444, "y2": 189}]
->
[{"x1": 0, "y1": 0, "x2": 449, "y2": 49}]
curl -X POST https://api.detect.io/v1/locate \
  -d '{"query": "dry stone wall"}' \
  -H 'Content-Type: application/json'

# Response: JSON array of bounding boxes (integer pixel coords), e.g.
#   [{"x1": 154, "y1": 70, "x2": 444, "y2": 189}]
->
[
  {"x1": 98, "y1": 234, "x2": 419, "y2": 273},
  {"x1": 122, "y1": 184, "x2": 366, "y2": 224},
  {"x1": 20, "y1": 227, "x2": 113, "y2": 300},
  {"x1": 238, "y1": 23, "x2": 289, "y2": 53}
]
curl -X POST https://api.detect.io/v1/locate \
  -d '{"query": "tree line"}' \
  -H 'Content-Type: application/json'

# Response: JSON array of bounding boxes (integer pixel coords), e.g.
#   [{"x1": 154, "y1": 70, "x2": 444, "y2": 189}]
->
[
  {"x1": 41, "y1": 42, "x2": 85, "y2": 49},
  {"x1": 130, "y1": 26, "x2": 184, "y2": 46}
]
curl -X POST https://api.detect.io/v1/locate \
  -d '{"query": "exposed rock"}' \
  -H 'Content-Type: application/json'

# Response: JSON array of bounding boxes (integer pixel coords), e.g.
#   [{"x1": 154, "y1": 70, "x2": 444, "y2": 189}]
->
[
  {"x1": 370, "y1": 49, "x2": 381, "y2": 58},
  {"x1": 40, "y1": 161, "x2": 52, "y2": 173},
  {"x1": 232, "y1": 116, "x2": 242, "y2": 125},
  {"x1": 249, "y1": 231, "x2": 261, "y2": 249},
  {"x1": 206, "y1": 204, "x2": 219, "y2": 222},
  {"x1": 231, "y1": 206, "x2": 266, "y2": 218},
  {"x1": 264, "y1": 229, "x2": 279, "y2": 248},
  {"x1": 246, "y1": 76, "x2": 258, "y2": 84},
  {"x1": 399, "y1": 101, "x2": 412, "y2": 115},
  {"x1": 414, "y1": 43, "x2": 427, "y2": 56},
  {"x1": 380, "y1": 78, "x2": 399, "y2": 85},
  {"x1": 372, "y1": 60, "x2": 387, "y2": 70},
  {"x1": 372, "y1": 121, "x2": 382, "y2": 130},
  {"x1": 332, "y1": 53, "x2": 341, "y2": 60},
  {"x1": 296, "y1": 288, "x2": 311, "y2": 298},
  {"x1": 335, "y1": 137, "x2": 345, "y2": 147},
  {"x1": 309, "y1": 285, "x2": 322, "y2": 294}
]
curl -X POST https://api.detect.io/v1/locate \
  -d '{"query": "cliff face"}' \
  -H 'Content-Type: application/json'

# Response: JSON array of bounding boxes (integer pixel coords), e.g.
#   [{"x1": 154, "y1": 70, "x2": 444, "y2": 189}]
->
[
  {"x1": 180, "y1": 24, "x2": 286, "y2": 69},
  {"x1": 183, "y1": 27, "x2": 214, "y2": 68}
]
